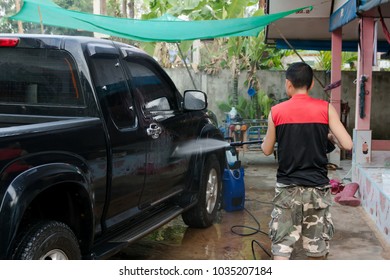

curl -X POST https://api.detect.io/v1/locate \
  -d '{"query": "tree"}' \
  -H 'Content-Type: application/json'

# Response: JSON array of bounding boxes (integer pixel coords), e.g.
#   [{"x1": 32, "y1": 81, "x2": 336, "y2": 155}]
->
[
  {"x1": 107, "y1": 0, "x2": 120, "y2": 16},
  {"x1": 121, "y1": 0, "x2": 146, "y2": 19},
  {"x1": 15, "y1": 0, "x2": 22, "y2": 33},
  {"x1": 140, "y1": 0, "x2": 259, "y2": 102},
  {"x1": 1, "y1": 0, "x2": 20, "y2": 33},
  {"x1": 141, "y1": 0, "x2": 291, "y2": 118}
]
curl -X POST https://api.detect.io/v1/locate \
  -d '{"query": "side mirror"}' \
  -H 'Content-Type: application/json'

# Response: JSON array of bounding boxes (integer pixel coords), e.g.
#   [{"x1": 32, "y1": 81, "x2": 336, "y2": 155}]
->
[{"x1": 183, "y1": 90, "x2": 207, "y2": 110}]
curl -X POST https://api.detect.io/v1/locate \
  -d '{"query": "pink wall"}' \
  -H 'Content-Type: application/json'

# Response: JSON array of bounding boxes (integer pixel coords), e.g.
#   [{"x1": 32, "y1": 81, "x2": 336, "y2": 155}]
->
[{"x1": 372, "y1": 140, "x2": 390, "y2": 151}]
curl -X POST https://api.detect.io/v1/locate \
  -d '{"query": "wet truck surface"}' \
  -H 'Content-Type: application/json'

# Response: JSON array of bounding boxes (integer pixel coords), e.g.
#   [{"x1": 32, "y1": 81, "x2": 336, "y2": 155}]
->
[{"x1": 0, "y1": 34, "x2": 225, "y2": 260}]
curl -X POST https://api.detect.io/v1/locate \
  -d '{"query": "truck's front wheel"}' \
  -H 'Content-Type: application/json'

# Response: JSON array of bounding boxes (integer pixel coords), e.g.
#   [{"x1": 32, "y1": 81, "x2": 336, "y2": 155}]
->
[
  {"x1": 182, "y1": 154, "x2": 221, "y2": 228},
  {"x1": 12, "y1": 220, "x2": 81, "y2": 260}
]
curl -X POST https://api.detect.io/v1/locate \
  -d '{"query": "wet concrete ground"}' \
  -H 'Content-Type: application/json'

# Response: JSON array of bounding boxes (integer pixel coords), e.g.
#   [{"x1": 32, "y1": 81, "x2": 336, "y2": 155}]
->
[{"x1": 111, "y1": 151, "x2": 390, "y2": 260}]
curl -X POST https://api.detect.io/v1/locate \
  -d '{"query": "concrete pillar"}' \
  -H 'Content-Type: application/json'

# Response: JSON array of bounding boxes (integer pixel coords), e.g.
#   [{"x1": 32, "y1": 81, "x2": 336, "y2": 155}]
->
[
  {"x1": 330, "y1": 28, "x2": 342, "y2": 115},
  {"x1": 328, "y1": 28, "x2": 343, "y2": 166},
  {"x1": 353, "y1": 16, "x2": 374, "y2": 164}
]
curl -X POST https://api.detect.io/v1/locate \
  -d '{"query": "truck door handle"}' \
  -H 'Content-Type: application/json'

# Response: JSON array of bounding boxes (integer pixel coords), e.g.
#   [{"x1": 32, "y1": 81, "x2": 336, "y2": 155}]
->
[{"x1": 146, "y1": 123, "x2": 162, "y2": 139}]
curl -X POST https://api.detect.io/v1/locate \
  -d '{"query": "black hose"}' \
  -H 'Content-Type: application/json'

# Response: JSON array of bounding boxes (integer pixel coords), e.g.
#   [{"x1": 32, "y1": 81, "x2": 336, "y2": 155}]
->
[{"x1": 229, "y1": 207, "x2": 272, "y2": 260}]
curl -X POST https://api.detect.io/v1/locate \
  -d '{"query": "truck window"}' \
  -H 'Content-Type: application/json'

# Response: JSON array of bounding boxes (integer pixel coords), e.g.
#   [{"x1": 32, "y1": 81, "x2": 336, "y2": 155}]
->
[
  {"x1": 89, "y1": 57, "x2": 136, "y2": 129},
  {"x1": 0, "y1": 48, "x2": 83, "y2": 107},
  {"x1": 123, "y1": 59, "x2": 178, "y2": 111}
]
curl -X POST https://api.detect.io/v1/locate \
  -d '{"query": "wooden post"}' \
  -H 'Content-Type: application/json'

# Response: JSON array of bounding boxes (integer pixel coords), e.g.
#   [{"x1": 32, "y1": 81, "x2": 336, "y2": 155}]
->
[
  {"x1": 15, "y1": 0, "x2": 23, "y2": 33},
  {"x1": 38, "y1": 6, "x2": 44, "y2": 34},
  {"x1": 121, "y1": 0, "x2": 127, "y2": 17},
  {"x1": 331, "y1": 28, "x2": 342, "y2": 116}
]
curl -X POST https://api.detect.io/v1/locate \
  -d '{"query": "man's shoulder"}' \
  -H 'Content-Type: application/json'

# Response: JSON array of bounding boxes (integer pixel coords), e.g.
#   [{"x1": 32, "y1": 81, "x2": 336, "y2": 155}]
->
[
  {"x1": 308, "y1": 96, "x2": 329, "y2": 105},
  {"x1": 272, "y1": 99, "x2": 290, "y2": 110}
]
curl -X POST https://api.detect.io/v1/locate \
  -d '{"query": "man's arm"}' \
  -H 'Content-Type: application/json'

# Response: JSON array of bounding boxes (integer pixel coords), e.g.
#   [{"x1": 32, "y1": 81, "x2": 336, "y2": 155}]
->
[
  {"x1": 328, "y1": 104, "x2": 353, "y2": 151},
  {"x1": 261, "y1": 111, "x2": 277, "y2": 156}
]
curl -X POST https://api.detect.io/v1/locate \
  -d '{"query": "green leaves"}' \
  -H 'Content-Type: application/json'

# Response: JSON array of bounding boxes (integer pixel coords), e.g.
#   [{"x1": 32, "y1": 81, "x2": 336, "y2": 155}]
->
[
  {"x1": 257, "y1": 90, "x2": 272, "y2": 118},
  {"x1": 227, "y1": 37, "x2": 244, "y2": 58},
  {"x1": 139, "y1": 42, "x2": 157, "y2": 56},
  {"x1": 167, "y1": 0, "x2": 201, "y2": 11},
  {"x1": 225, "y1": 0, "x2": 256, "y2": 19},
  {"x1": 315, "y1": 51, "x2": 332, "y2": 71},
  {"x1": 178, "y1": 40, "x2": 194, "y2": 54}
]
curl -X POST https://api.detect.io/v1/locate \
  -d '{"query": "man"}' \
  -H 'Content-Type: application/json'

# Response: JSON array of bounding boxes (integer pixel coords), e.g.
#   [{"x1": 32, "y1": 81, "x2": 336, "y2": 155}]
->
[{"x1": 261, "y1": 62, "x2": 353, "y2": 260}]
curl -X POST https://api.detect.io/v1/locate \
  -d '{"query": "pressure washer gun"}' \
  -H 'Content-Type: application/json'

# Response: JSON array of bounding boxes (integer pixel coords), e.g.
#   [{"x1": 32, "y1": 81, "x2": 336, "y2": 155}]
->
[{"x1": 225, "y1": 139, "x2": 263, "y2": 169}]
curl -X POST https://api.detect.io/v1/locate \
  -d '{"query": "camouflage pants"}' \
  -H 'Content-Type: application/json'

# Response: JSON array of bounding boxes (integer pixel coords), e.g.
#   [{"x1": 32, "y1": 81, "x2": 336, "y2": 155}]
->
[{"x1": 269, "y1": 184, "x2": 334, "y2": 258}]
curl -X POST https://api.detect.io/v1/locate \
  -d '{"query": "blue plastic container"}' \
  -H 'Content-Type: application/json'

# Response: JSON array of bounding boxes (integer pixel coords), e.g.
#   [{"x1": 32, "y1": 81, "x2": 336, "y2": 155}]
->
[{"x1": 222, "y1": 167, "x2": 245, "y2": 212}]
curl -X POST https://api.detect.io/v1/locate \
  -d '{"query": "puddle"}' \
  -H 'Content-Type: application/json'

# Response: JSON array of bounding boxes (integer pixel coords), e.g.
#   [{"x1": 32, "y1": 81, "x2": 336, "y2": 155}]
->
[
  {"x1": 111, "y1": 203, "x2": 273, "y2": 260},
  {"x1": 110, "y1": 152, "x2": 278, "y2": 260}
]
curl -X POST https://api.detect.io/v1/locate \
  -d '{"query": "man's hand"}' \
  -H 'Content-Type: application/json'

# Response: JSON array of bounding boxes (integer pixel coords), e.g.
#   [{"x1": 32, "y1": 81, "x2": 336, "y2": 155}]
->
[{"x1": 261, "y1": 112, "x2": 277, "y2": 156}]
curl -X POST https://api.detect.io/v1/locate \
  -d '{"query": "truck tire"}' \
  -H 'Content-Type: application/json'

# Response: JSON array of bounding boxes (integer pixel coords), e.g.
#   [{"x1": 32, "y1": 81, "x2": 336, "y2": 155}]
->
[
  {"x1": 12, "y1": 220, "x2": 81, "y2": 260},
  {"x1": 182, "y1": 154, "x2": 221, "y2": 228}
]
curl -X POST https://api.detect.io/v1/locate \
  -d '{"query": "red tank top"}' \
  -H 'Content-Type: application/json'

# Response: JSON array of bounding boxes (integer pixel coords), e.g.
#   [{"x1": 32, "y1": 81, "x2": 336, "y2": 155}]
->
[{"x1": 271, "y1": 94, "x2": 330, "y2": 186}]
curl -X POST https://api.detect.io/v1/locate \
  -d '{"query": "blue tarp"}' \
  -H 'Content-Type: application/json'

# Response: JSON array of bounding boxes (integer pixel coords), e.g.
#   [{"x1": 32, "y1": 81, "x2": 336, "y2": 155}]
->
[
  {"x1": 359, "y1": 0, "x2": 390, "y2": 12},
  {"x1": 329, "y1": 0, "x2": 358, "y2": 32},
  {"x1": 330, "y1": 0, "x2": 390, "y2": 32}
]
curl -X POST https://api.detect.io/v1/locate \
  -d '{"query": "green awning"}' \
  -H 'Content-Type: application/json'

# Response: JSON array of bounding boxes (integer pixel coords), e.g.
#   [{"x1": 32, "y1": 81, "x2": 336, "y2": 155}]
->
[{"x1": 9, "y1": 0, "x2": 312, "y2": 42}]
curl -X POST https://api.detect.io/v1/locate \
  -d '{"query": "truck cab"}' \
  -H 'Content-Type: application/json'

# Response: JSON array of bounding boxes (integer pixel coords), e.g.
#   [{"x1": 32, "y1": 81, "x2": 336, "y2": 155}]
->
[{"x1": 0, "y1": 35, "x2": 225, "y2": 259}]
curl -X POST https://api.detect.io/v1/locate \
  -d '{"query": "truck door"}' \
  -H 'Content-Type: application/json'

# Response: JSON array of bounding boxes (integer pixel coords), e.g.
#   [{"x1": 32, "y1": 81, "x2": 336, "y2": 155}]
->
[
  {"x1": 87, "y1": 43, "x2": 148, "y2": 227},
  {"x1": 122, "y1": 54, "x2": 191, "y2": 208}
]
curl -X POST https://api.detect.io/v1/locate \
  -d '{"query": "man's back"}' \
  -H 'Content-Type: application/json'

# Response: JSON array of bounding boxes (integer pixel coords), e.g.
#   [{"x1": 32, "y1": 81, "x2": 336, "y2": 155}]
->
[{"x1": 272, "y1": 94, "x2": 329, "y2": 186}]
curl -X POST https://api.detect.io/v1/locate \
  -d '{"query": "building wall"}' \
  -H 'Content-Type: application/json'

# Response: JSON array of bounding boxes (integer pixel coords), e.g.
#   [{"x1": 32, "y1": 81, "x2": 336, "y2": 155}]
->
[{"x1": 165, "y1": 68, "x2": 390, "y2": 140}]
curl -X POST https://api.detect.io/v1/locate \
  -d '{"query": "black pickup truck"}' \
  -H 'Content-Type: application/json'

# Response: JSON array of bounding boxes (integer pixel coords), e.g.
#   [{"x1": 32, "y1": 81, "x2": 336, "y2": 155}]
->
[{"x1": 0, "y1": 34, "x2": 225, "y2": 260}]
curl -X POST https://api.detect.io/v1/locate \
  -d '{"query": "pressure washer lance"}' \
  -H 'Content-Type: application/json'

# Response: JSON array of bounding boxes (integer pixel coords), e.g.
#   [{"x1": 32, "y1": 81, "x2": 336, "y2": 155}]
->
[{"x1": 229, "y1": 140, "x2": 263, "y2": 147}]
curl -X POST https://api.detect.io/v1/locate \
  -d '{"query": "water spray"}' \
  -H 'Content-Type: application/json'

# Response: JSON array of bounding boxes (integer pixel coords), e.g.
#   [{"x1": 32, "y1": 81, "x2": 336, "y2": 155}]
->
[{"x1": 172, "y1": 138, "x2": 263, "y2": 157}]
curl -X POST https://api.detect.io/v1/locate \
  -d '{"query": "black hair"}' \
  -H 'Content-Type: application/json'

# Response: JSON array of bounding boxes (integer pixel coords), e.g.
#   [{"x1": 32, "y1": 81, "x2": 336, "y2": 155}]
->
[{"x1": 285, "y1": 62, "x2": 313, "y2": 90}]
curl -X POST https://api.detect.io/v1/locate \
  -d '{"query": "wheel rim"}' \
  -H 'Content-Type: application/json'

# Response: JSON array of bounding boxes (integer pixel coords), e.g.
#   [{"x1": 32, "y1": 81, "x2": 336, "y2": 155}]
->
[
  {"x1": 206, "y1": 168, "x2": 218, "y2": 214},
  {"x1": 40, "y1": 249, "x2": 69, "y2": 260}
]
